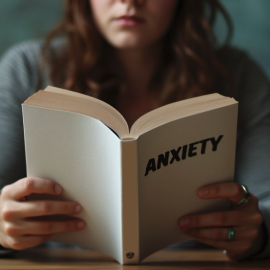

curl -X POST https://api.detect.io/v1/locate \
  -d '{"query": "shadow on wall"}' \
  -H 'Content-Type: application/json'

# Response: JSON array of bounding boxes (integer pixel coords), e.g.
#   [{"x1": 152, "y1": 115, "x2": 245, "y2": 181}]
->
[{"x1": 0, "y1": 0, "x2": 269, "y2": 78}]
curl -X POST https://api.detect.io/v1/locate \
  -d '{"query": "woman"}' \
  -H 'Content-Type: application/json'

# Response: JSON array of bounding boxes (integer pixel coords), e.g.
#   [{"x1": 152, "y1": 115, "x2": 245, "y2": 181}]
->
[{"x1": 0, "y1": 0, "x2": 269, "y2": 261}]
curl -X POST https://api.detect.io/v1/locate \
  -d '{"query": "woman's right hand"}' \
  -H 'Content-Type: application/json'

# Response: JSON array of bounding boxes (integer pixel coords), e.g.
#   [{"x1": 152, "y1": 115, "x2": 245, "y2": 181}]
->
[{"x1": 0, "y1": 177, "x2": 85, "y2": 250}]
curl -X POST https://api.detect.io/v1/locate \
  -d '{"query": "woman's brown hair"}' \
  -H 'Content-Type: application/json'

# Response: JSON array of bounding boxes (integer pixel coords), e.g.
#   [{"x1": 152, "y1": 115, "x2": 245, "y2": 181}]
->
[{"x1": 42, "y1": 0, "x2": 233, "y2": 108}]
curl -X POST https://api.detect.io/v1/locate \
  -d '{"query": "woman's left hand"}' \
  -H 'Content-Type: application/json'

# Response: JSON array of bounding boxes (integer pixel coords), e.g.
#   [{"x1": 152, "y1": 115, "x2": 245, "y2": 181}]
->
[{"x1": 179, "y1": 182, "x2": 265, "y2": 260}]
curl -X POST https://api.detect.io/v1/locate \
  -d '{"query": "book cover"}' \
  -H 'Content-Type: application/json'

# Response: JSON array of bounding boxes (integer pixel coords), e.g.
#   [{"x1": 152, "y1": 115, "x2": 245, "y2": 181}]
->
[{"x1": 22, "y1": 91, "x2": 238, "y2": 264}]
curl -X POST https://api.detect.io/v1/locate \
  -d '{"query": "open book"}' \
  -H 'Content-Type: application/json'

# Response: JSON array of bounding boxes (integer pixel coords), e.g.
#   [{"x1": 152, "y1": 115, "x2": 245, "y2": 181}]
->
[{"x1": 22, "y1": 86, "x2": 238, "y2": 265}]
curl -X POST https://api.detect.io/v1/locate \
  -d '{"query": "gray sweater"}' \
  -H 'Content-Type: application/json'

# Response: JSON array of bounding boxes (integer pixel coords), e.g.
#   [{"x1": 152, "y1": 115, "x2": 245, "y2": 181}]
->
[{"x1": 0, "y1": 40, "x2": 270, "y2": 258}]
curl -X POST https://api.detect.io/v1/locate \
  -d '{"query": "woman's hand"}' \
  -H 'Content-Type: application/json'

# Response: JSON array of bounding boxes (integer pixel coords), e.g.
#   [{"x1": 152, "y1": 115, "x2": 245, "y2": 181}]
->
[
  {"x1": 0, "y1": 177, "x2": 85, "y2": 250},
  {"x1": 179, "y1": 182, "x2": 265, "y2": 260}
]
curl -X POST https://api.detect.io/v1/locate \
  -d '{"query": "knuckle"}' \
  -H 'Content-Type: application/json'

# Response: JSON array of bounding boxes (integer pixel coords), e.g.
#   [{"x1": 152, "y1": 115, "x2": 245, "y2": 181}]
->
[
  {"x1": 65, "y1": 221, "x2": 75, "y2": 232},
  {"x1": 43, "y1": 222, "x2": 54, "y2": 234},
  {"x1": 209, "y1": 228, "x2": 218, "y2": 240},
  {"x1": 9, "y1": 238, "x2": 23, "y2": 250},
  {"x1": 41, "y1": 201, "x2": 52, "y2": 214},
  {"x1": 4, "y1": 224, "x2": 18, "y2": 237},
  {"x1": 44, "y1": 180, "x2": 55, "y2": 193},
  {"x1": 190, "y1": 216, "x2": 198, "y2": 227},
  {"x1": 212, "y1": 185, "x2": 220, "y2": 196},
  {"x1": 211, "y1": 229, "x2": 218, "y2": 239},
  {"x1": 2, "y1": 205, "x2": 16, "y2": 221},
  {"x1": 232, "y1": 183, "x2": 241, "y2": 196},
  {"x1": 1, "y1": 185, "x2": 11, "y2": 199},
  {"x1": 253, "y1": 214, "x2": 263, "y2": 225},
  {"x1": 62, "y1": 202, "x2": 72, "y2": 214},
  {"x1": 232, "y1": 210, "x2": 242, "y2": 223},
  {"x1": 213, "y1": 229, "x2": 222, "y2": 240},
  {"x1": 214, "y1": 213, "x2": 225, "y2": 226},
  {"x1": 23, "y1": 178, "x2": 35, "y2": 193}
]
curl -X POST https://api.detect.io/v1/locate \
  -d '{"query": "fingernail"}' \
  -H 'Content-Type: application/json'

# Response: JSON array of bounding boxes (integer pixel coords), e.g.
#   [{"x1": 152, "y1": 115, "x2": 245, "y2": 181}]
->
[
  {"x1": 179, "y1": 218, "x2": 190, "y2": 227},
  {"x1": 199, "y1": 188, "x2": 209, "y2": 197},
  {"x1": 76, "y1": 221, "x2": 85, "y2": 229},
  {"x1": 55, "y1": 184, "x2": 62, "y2": 194},
  {"x1": 74, "y1": 204, "x2": 81, "y2": 214}
]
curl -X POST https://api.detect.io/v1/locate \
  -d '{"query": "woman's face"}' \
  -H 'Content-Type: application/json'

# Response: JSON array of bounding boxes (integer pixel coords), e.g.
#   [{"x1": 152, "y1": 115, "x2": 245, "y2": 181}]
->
[{"x1": 89, "y1": 0, "x2": 178, "y2": 49}]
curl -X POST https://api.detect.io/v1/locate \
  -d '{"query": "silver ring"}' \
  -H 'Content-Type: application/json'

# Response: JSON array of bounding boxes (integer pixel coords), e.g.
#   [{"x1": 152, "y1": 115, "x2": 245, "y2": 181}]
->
[{"x1": 234, "y1": 185, "x2": 250, "y2": 206}]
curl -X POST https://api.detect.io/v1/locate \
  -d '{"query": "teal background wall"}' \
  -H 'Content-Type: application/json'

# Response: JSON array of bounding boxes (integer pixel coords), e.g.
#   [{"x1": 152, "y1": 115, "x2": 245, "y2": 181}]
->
[
  {"x1": 219, "y1": 0, "x2": 270, "y2": 78},
  {"x1": 0, "y1": 0, "x2": 269, "y2": 78},
  {"x1": 0, "y1": 0, "x2": 63, "y2": 54}
]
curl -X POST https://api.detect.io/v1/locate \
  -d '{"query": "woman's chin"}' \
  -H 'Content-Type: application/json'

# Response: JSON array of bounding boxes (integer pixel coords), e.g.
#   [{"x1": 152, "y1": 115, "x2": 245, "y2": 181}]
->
[
  {"x1": 108, "y1": 35, "x2": 152, "y2": 50},
  {"x1": 110, "y1": 42, "x2": 153, "y2": 51}
]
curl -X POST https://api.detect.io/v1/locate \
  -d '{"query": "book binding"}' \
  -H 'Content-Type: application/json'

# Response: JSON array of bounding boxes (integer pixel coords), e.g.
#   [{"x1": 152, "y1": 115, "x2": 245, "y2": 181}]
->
[{"x1": 121, "y1": 139, "x2": 140, "y2": 264}]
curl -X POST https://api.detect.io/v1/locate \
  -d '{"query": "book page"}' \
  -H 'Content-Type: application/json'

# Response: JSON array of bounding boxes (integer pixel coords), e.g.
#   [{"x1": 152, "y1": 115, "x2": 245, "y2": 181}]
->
[
  {"x1": 22, "y1": 105, "x2": 123, "y2": 263},
  {"x1": 130, "y1": 93, "x2": 225, "y2": 137},
  {"x1": 25, "y1": 87, "x2": 129, "y2": 139},
  {"x1": 136, "y1": 103, "x2": 238, "y2": 261},
  {"x1": 26, "y1": 87, "x2": 229, "y2": 140}
]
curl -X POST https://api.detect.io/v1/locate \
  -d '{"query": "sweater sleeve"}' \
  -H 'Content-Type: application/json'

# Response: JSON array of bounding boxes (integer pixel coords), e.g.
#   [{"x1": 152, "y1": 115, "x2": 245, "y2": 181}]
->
[
  {"x1": 0, "y1": 42, "x2": 45, "y2": 255},
  {"x1": 233, "y1": 52, "x2": 270, "y2": 259},
  {"x1": 0, "y1": 42, "x2": 44, "y2": 190}
]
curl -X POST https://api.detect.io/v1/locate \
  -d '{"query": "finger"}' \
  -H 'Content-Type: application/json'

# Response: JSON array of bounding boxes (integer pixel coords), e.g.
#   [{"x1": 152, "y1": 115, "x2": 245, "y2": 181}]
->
[
  {"x1": 6, "y1": 235, "x2": 52, "y2": 250},
  {"x1": 190, "y1": 237, "x2": 252, "y2": 255},
  {"x1": 7, "y1": 177, "x2": 62, "y2": 200},
  {"x1": 4, "y1": 200, "x2": 82, "y2": 220},
  {"x1": 3, "y1": 219, "x2": 85, "y2": 238},
  {"x1": 179, "y1": 210, "x2": 247, "y2": 228},
  {"x1": 22, "y1": 219, "x2": 85, "y2": 236},
  {"x1": 198, "y1": 182, "x2": 246, "y2": 203},
  {"x1": 232, "y1": 194, "x2": 258, "y2": 211},
  {"x1": 24, "y1": 200, "x2": 82, "y2": 217},
  {"x1": 181, "y1": 226, "x2": 259, "y2": 242}
]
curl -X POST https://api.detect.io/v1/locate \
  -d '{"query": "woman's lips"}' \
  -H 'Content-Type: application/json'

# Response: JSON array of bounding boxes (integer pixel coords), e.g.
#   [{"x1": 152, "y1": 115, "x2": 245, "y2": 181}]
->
[{"x1": 114, "y1": 15, "x2": 145, "y2": 26}]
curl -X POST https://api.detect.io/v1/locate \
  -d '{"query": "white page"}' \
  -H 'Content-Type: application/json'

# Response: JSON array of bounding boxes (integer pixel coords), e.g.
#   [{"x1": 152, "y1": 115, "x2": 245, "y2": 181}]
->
[
  {"x1": 137, "y1": 104, "x2": 238, "y2": 261},
  {"x1": 22, "y1": 105, "x2": 122, "y2": 263}
]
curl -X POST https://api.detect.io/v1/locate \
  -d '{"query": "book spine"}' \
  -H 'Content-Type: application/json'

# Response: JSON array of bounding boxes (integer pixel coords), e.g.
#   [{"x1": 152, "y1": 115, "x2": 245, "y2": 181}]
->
[{"x1": 120, "y1": 139, "x2": 139, "y2": 265}]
